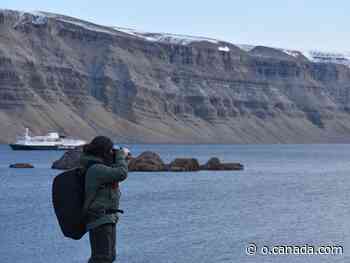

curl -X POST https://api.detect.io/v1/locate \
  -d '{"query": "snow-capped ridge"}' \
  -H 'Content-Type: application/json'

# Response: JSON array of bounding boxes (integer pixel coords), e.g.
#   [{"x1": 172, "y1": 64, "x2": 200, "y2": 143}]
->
[
  {"x1": 2, "y1": 9, "x2": 350, "y2": 67},
  {"x1": 238, "y1": 43, "x2": 350, "y2": 67},
  {"x1": 113, "y1": 26, "x2": 221, "y2": 45},
  {"x1": 289, "y1": 49, "x2": 350, "y2": 67}
]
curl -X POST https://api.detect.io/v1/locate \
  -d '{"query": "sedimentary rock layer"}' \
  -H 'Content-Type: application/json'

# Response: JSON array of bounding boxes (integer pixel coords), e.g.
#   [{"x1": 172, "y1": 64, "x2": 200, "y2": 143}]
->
[{"x1": 1, "y1": 10, "x2": 350, "y2": 143}]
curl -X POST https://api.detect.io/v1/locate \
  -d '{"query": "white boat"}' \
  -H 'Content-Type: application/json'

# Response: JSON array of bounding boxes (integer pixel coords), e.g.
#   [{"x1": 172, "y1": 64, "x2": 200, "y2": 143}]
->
[{"x1": 9, "y1": 128, "x2": 86, "y2": 150}]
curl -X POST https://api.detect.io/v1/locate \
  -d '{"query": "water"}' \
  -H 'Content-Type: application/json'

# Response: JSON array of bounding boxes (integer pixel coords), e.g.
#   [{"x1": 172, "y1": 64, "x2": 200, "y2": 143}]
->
[{"x1": 0, "y1": 144, "x2": 350, "y2": 263}]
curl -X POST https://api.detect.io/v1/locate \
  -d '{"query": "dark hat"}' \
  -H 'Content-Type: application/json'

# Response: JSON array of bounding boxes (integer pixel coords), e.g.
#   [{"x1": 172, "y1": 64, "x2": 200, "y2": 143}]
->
[{"x1": 83, "y1": 136, "x2": 113, "y2": 158}]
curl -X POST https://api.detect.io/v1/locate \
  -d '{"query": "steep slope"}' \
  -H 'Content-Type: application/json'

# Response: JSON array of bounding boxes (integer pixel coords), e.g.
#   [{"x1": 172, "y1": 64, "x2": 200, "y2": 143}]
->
[{"x1": 1, "y1": 10, "x2": 350, "y2": 143}]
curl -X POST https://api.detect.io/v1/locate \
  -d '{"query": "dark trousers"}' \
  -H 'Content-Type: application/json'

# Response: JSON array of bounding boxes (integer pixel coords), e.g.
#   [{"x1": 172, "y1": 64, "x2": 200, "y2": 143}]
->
[{"x1": 88, "y1": 224, "x2": 116, "y2": 263}]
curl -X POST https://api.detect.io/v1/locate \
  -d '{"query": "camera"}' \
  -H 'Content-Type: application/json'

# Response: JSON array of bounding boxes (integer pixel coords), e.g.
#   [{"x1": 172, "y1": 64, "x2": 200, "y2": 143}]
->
[{"x1": 112, "y1": 146, "x2": 131, "y2": 161}]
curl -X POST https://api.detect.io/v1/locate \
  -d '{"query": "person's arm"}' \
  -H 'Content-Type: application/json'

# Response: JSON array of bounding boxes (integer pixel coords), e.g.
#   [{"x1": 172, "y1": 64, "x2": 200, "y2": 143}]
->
[{"x1": 93, "y1": 150, "x2": 128, "y2": 184}]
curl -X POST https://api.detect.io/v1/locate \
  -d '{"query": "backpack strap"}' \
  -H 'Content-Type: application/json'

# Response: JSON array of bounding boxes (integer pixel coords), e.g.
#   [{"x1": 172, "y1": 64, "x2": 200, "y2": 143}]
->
[{"x1": 81, "y1": 160, "x2": 103, "y2": 216}]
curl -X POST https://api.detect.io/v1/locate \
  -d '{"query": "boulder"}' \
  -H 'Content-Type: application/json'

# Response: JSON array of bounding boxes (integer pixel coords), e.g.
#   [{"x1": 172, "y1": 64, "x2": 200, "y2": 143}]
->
[
  {"x1": 203, "y1": 157, "x2": 221, "y2": 170},
  {"x1": 201, "y1": 157, "x2": 244, "y2": 171},
  {"x1": 52, "y1": 147, "x2": 82, "y2": 170},
  {"x1": 168, "y1": 158, "x2": 200, "y2": 172},
  {"x1": 9, "y1": 163, "x2": 34, "y2": 168},
  {"x1": 128, "y1": 151, "x2": 165, "y2": 172}
]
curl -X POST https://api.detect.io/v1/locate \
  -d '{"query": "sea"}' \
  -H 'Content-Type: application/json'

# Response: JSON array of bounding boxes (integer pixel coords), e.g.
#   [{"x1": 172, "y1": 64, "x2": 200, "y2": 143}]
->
[{"x1": 0, "y1": 144, "x2": 349, "y2": 263}]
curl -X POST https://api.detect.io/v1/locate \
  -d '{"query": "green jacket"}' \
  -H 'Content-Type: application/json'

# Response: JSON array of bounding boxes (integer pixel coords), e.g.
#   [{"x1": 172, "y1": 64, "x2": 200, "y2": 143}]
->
[{"x1": 80, "y1": 151, "x2": 128, "y2": 230}]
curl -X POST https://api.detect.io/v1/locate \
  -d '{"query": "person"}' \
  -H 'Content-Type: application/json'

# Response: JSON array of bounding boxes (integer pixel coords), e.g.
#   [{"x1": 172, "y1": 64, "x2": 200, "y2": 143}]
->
[{"x1": 80, "y1": 136, "x2": 129, "y2": 263}]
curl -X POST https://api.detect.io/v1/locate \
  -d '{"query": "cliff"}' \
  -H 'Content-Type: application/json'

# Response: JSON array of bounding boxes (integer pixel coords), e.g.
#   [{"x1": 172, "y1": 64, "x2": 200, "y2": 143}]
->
[{"x1": 1, "y1": 9, "x2": 350, "y2": 143}]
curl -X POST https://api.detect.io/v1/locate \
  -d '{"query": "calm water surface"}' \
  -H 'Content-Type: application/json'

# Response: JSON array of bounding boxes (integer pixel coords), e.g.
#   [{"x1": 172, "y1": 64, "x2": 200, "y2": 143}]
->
[{"x1": 0, "y1": 144, "x2": 350, "y2": 263}]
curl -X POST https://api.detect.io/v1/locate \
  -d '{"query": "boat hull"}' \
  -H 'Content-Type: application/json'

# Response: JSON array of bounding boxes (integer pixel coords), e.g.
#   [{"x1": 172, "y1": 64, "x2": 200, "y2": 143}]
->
[{"x1": 9, "y1": 144, "x2": 62, "y2": 151}]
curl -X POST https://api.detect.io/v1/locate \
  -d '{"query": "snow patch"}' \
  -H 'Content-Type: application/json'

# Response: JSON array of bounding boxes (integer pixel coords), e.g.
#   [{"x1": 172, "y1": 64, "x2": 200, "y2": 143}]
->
[
  {"x1": 237, "y1": 44, "x2": 256, "y2": 52},
  {"x1": 218, "y1": 46, "x2": 230, "y2": 52},
  {"x1": 281, "y1": 49, "x2": 301, "y2": 58},
  {"x1": 13, "y1": 11, "x2": 48, "y2": 27},
  {"x1": 31, "y1": 14, "x2": 48, "y2": 25},
  {"x1": 113, "y1": 27, "x2": 147, "y2": 37}
]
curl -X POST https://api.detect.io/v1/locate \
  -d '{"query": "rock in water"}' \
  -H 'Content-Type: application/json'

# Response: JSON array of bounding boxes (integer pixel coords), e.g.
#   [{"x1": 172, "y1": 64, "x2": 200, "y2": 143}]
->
[
  {"x1": 201, "y1": 157, "x2": 244, "y2": 171},
  {"x1": 52, "y1": 149, "x2": 244, "y2": 171},
  {"x1": 168, "y1": 158, "x2": 200, "y2": 172},
  {"x1": 128, "y1": 151, "x2": 165, "y2": 171},
  {"x1": 52, "y1": 148, "x2": 82, "y2": 170},
  {"x1": 203, "y1": 157, "x2": 221, "y2": 170},
  {"x1": 220, "y1": 163, "x2": 244, "y2": 171},
  {"x1": 9, "y1": 163, "x2": 34, "y2": 168},
  {"x1": 52, "y1": 149, "x2": 167, "y2": 171}
]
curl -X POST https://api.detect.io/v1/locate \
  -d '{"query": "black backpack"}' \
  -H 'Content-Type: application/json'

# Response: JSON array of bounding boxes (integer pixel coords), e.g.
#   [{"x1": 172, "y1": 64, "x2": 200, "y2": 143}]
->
[{"x1": 52, "y1": 167, "x2": 87, "y2": 240}]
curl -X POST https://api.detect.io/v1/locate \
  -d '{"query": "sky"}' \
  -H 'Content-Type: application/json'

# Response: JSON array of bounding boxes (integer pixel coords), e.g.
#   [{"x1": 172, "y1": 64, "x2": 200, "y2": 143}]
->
[{"x1": 1, "y1": 0, "x2": 349, "y2": 52}]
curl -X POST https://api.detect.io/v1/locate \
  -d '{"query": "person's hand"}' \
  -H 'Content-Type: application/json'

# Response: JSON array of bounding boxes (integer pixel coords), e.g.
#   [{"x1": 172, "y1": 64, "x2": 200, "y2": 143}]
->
[
  {"x1": 122, "y1": 147, "x2": 133, "y2": 160},
  {"x1": 115, "y1": 147, "x2": 131, "y2": 160},
  {"x1": 122, "y1": 147, "x2": 130, "y2": 157}
]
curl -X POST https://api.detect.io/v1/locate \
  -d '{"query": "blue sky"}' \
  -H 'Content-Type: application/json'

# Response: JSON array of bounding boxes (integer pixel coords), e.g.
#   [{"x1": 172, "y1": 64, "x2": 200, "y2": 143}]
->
[{"x1": 1, "y1": 0, "x2": 349, "y2": 52}]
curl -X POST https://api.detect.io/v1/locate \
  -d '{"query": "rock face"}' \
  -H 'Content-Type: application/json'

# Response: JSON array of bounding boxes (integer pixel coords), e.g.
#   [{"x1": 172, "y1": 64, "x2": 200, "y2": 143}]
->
[
  {"x1": 2, "y1": 10, "x2": 350, "y2": 143},
  {"x1": 51, "y1": 148, "x2": 82, "y2": 170},
  {"x1": 128, "y1": 151, "x2": 165, "y2": 171},
  {"x1": 9, "y1": 163, "x2": 34, "y2": 168}
]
